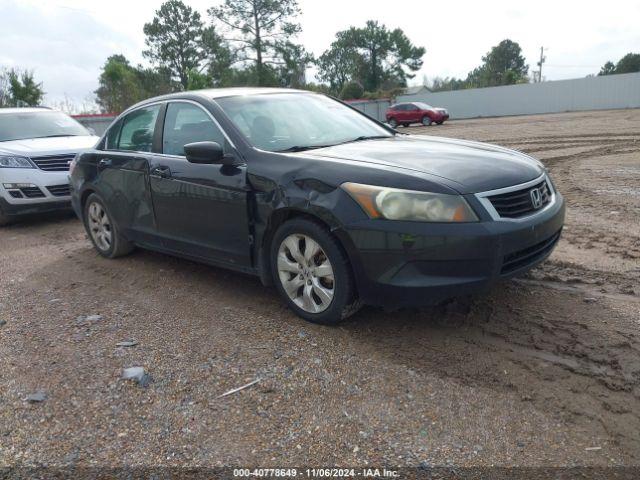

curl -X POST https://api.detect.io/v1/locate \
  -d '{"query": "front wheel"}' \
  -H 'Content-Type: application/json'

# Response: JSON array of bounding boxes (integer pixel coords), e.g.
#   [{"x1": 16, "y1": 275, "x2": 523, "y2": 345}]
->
[
  {"x1": 422, "y1": 116, "x2": 432, "y2": 126},
  {"x1": 83, "y1": 193, "x2": 133, "y2": 258},
  {"x1": 271, "y1": 218, "x2": 361, "y2": 324}
]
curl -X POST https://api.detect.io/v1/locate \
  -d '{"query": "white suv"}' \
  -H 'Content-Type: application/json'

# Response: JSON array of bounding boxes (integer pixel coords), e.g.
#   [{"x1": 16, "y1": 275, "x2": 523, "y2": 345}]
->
[{"x1": 0, "y1": 108, "x2": 99, "y2": 225}]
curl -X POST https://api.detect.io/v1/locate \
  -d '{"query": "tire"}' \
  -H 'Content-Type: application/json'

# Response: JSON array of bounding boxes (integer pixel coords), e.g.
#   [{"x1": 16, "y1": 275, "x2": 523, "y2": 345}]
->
[
  {"x1": 270, "y1": 218, "x2": 361, "y2": 325},
  {"x1": 83, "y1": 193, "x2": 133, "y2": 258},
  {"x1": 422, "y1": 116, "x2": 432, "y2": 126},
  {"x1": 403, "y1": 123, "x2": 410, "y2": 128},
  {"x1": 436, "y1": 121, "x2": 444, "y2": 125},
  {"x1": 388, "y1": 118, "x2": 398, "y2": 128}
]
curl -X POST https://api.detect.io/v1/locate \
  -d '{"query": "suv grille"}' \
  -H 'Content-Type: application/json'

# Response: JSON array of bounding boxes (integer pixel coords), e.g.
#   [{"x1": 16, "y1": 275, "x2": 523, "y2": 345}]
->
[
  {"x1": 31, "y1": 154, "x2": 75, "y2": 172},
  {"x1": 46, "y1": 184, "x2": 71, "y2": 197},
  {"x1": 501, "y1": 229, "x2": 562, "y2": 275},
  {"x1": 488, "y1": 180, "x2": 551, "y2": 218},
  {"x1": 20, "y1": 186, "x2": 45, "y2": 198}
]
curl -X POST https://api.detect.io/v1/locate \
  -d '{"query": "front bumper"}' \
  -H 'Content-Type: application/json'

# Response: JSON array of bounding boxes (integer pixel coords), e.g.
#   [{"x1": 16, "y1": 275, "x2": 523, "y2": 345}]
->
[
  {"x1": 338, "y1": 192, "x2": 565, "y2": 308},
  {"x1": 0, "y1": 169, "x2": 72, "y2": 218}
]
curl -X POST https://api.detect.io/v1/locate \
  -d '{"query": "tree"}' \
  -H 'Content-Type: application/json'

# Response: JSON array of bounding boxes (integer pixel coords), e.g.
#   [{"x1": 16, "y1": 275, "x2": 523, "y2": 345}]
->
[
  {"x1": 95, "y1": 55, "x2": 174, "y2": 113},
  {"x1": 598, "y1": 53, "x2": 640, "y2": 76},
  {"x1": 208, "y1": 0, "x2": 311, "y2": 86},
  {"x1": 143, "y1": 0, "x2": 207, "y2": 90},
  {"x1": 340, "y1": 81, "x2": 364, "y2": 100},
  {"x1": 0, "y1": 68, "x2": 10, "y2": 107},
  {"x1": 598, "y1": 61, "x2": 616, "y2": 76},
  {"x1": 4, "y1": 69, "x2": 45, "y2": 106},
  {"x1": 466, "y1": 39, "x2": 528, "y2": 88},
  {"x1": 614, "y1": 53, "x2": 640, "y2": 74},
  {"x1": 317, "y1": 21, "x2": 425, "y2": 93}
]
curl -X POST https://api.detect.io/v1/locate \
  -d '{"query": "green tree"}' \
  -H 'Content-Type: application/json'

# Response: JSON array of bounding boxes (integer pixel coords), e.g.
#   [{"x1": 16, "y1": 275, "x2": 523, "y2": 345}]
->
[
  {"x1": 95, "y1": 55, "x2": 174, "y2": 113},
  {"x1": 143, "y1": 0, "x2": 207, "y2": 90},
  {"x1": 317, "y1": 21, "x2": 425, "y2": 93},
  {"x1": 339, "y1": 81, "x2": 364, "y2": 99},
  {"x1": 467, "y1": 39, "x2": 529, "y2": 87},
  {"x1": 598, "y1": 61, "x2": 616, "y2": 76},
  {"x1": 208, "y1": 0, "x2": 310, "y2": 86},
  {"x1": 4, "y1": 69, "x2": 45, "y2": 106},
  {"x1": 614, "y1": 53, "x2": 640, "y2": 74}
]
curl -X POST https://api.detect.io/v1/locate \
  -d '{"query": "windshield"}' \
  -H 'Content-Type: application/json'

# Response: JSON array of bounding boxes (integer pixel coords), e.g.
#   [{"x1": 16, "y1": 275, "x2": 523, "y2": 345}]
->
[
  {"x1": 215, "y1": 93, "x2": 392, "y2": 152},
  {"x1": 0, "y1": 110, "x2": 89, "y2": 142},
  {"x1": 415, "y1": 102, "x2": 434, "y2": 110}
]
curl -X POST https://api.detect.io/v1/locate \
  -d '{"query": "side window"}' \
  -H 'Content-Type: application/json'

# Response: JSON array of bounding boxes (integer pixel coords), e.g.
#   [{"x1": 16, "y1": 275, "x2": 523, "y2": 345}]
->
[
  {"x1": 117, "y1": 105, "x2": 161, "y2": 152},
  {"x1": 407, "y1": 104, "x2": 419, "y2": 111},
  {"x1": 105, "y1": 119, "x2": 123, "y2": 150},
  {"x1": 162, "y1": 102, "x2": 227, "y2": 156}
]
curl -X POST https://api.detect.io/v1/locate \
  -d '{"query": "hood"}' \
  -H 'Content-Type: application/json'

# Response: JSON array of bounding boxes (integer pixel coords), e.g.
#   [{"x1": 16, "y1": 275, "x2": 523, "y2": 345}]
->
[
  {"x1": 305, "y1": 135, "x2": 543, "y2": 194},
  {"x1": 0, "y1": 135, "x2": 99, "y2": 157}
]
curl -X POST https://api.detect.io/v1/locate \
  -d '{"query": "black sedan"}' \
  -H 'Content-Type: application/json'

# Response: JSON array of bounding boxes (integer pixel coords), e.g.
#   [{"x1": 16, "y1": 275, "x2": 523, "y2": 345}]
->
[{"x1": 70, "y1": 88, "x2": 565, "y2": 324}]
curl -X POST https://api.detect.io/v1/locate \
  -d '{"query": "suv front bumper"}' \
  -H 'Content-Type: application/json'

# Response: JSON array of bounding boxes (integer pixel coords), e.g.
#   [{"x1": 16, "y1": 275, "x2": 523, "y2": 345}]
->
[{"x1": 0, "y1": 169, "x2": 72, "y2": 218}]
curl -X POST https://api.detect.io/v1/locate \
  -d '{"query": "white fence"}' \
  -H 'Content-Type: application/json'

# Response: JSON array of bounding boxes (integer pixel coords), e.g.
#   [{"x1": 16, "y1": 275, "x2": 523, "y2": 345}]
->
[
  {"x1": 73, "y1": 114, "x2": 116, "y2": 136},
  {"x1": 397, "y1": 72, "x2": 640, "y2": 120},
  {"x1": 345, "y1": 99, "x2": 391, "y2": 122}
]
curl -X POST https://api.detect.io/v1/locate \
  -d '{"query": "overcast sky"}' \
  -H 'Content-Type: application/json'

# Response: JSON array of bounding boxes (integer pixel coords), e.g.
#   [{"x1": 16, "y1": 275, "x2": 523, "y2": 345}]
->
[{"x1": 1, "y1": 0, "x2": 639, "y2": 108}]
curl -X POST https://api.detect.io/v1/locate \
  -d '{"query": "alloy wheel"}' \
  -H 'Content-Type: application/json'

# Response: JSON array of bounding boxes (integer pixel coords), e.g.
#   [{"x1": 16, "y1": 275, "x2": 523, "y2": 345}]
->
[
  {"x1": 87, "y1": 202, "x2": 112, "y2": 251},
  {"x1": 277, "y1": 234, "x2": 335, "y2": 313}
]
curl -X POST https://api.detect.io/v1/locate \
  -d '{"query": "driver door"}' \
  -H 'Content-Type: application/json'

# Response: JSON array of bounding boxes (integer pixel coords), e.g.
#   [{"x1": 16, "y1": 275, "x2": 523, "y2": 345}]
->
[{"x1": 149, "y1": 101, "x2": 251, "y2": 268}]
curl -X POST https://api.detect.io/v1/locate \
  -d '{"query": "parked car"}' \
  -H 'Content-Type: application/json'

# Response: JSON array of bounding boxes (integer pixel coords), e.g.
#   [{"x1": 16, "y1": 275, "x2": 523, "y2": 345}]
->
[
  {"x1": 70, "y1": 88, "x2": 564, "y2": 324},
  {"x1": 386, "y1": 102, "x2": 449, "y2": 128},
  {"x1": 0, "y1": 107, "x2": 99, "y2": 225}
]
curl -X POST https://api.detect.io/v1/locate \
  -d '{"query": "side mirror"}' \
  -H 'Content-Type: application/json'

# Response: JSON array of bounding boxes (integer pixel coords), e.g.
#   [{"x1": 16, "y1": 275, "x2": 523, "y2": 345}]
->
[{"x1": 184, "y1": 141, "x2": 224, "y2": 164}]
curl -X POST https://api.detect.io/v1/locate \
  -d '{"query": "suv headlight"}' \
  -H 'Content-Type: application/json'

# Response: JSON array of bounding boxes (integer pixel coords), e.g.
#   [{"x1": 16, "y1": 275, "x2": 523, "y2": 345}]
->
[
  {"x1": 0, "y1": 155, "x2": 34, "y2": 168},
  {"x1": 342, "y1": 182, "x2": 478, "y2": 222}
]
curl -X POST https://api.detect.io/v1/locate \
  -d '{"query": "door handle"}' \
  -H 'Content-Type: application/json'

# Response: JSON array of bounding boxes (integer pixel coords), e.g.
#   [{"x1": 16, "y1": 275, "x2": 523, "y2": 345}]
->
[
  {"x1": 97, "y1": 158, "x2": 112, "y2": 169},
  {"x1": 150, "y1": 165, "x2": 172, "y2": 178}
]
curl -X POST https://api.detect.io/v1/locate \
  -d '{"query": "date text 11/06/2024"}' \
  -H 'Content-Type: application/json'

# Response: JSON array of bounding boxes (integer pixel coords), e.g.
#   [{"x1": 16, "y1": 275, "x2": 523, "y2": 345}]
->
[{"x1": 233, "y1": 468, "x2": 400, "y2": 477}]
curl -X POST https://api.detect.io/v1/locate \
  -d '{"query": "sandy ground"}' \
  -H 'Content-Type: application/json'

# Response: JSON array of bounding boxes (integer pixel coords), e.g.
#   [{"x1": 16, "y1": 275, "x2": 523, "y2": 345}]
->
[{"x1": 1, "y1": 109, "x2": 639, "y2": 471}]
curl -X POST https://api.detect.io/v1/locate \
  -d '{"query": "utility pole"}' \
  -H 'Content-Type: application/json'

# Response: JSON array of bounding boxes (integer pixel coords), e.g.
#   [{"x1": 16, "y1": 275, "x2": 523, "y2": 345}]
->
[{"x1": 537, "y1": 47, "x2": 546, "y2": 82}]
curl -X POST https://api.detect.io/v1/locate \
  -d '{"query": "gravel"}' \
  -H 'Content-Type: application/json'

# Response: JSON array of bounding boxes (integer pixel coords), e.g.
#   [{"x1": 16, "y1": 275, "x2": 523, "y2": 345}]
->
[{"x1": 1, "y1": 109, "x2": 639, "y2": 468}]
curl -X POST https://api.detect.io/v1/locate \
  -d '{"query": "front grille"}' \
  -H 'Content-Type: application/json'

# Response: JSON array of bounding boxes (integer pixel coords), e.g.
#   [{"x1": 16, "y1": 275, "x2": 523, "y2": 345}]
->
[
  {"x1": 31, "y1": 154, "x2": 75, "y2": 172},
  {"x1": 9, "y1": 190, "x2": 23, "y2": 198},
  {"x1": 46, "y1": 184, "x2": 71, "y2": 197},
  {"x1": 501, "y1": 229, "x2": 562, "y2": 275},
  {"x1": 20, "y1": 186, "x2": 45, "y2": 198},
  {"x1": 488, "y1": 180, "x2": 551, "y2": 218}
]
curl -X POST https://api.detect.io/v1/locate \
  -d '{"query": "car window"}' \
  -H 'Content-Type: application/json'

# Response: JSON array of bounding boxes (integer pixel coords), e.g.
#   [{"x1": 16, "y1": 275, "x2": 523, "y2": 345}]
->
[
  {"x1": 105, "y1": 119, "x2": 123, "y2": 150},
  {"x1": 0, "y1": 111, "x2": 89, "y2": 142},
  {"x1": 407, "y1": 104, "x2": 419, "y2": 111},
  {"x1": 162, "y1": 102, "x2": 228, "y2": 156},
  {"x1": 117, "y1": 105, "x2": 161, "y2": 152}
]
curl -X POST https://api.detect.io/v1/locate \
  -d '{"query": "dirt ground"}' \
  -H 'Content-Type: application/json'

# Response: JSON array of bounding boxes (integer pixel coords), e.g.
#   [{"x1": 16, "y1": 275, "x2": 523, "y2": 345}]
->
[{"x1": 1, "y1": 109, "x2": 639, "y2": 471}]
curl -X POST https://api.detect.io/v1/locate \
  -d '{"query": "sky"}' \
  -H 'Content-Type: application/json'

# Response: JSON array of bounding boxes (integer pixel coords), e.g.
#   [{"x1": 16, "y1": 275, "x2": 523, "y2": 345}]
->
[{"x1": 1, "y1": 0, "x2": 639, "y2": 109}]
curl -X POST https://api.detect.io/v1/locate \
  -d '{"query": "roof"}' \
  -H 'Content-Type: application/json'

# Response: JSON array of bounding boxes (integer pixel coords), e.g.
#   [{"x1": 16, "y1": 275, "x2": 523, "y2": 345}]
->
[
  {"x1": 0, "y1": 107, "x2": 55, "y2": 114},
  {"x1": 191, "y1": 87, "x2": 307, "y2": 99}
]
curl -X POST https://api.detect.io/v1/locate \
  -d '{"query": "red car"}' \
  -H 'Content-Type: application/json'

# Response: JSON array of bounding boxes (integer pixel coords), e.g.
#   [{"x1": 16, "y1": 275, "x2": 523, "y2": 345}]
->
[{"x1": 385, "y1": 102, "x2": 449, "y2": 128}]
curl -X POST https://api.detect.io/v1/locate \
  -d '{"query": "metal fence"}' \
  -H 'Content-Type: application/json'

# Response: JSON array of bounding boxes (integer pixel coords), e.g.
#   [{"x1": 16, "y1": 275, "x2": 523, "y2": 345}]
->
[
  {"x1": 397, "y1": 72, "x2": 640, "y2": 119},
  {"x1": 345, "y1": 99, "x2": 391, "y2": 122}
]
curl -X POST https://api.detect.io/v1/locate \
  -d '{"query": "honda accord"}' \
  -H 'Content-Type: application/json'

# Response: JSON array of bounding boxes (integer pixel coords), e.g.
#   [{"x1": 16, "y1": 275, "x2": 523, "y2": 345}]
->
[{"x1": 70, "y1": 88, "x2": 565, "y2": 324}]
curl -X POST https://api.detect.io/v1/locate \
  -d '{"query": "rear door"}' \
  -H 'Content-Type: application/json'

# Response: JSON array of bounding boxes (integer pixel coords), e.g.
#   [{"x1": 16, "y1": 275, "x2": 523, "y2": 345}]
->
[
  {"x1": 95, "y1": 104, "x2": 161, "y2": 245},
  {"x1": 148, "y1": 100, "x2": 251, "y2": 268},
  {"x1": 406, "y1": 104, "x2": 421, "y2": 122}
]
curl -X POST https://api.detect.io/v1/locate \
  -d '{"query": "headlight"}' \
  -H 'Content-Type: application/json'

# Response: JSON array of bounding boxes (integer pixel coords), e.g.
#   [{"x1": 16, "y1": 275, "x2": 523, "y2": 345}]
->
[
  {"x1": 0, "y1": 155, "x2": 34, "y2": 168},
  {"x1": 342, "y1": 183, "x2": 478, "y2": 222}
]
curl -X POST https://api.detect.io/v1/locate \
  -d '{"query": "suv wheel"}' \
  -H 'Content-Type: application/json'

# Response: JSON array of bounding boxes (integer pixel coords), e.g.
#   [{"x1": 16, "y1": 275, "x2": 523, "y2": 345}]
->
[
  {"x1": 83, "y1": 193, "x2": 133, "y2": 258},
  {"x1": 271, "y1": 218, "x2": 361, "y2": 324},
  {"x1": 0, "y1": 209, "x2": 10, "y2": 227},
  {"x1": 388, "y1": 118, "x2": 398, "y2": 128},
  {"x1": 422, "y1": 116, "x2": 432, "y2": 126}
]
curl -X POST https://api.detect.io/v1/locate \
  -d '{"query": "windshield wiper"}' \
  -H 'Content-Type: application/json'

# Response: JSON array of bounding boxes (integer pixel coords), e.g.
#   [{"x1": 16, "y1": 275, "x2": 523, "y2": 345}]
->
[
  {"x1": 341, "y1": 135, "x2": 393, "y2": 144},
  {"x1": 277, "y1": 144, "x2": 333, "y2": 152},
  {"x1": 33, "y1": 134, "x2": 80, "y2": 139}
]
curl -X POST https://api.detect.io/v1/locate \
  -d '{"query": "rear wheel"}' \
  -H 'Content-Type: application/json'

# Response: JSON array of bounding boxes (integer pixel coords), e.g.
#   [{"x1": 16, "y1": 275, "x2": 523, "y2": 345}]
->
[
  {"x1": 83, "y1": 193, "x2": 133, "y2": 258},
  {"x1": 271, "y1": 218, "x2": 361, "y2": 324},
  {"x1": 388, "y1": 118, "x2": 398, "y2": 128},
  {"x1": 403, "y1": 123, "x2": 410, "y2": 127},
  {"x1": 422, "y1": 116, "x2": 432, "y2": 126}
]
